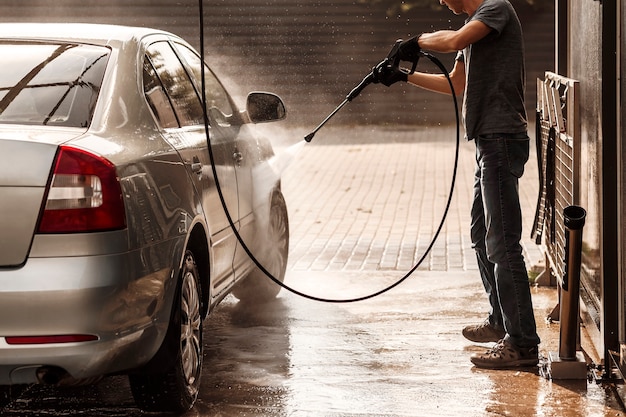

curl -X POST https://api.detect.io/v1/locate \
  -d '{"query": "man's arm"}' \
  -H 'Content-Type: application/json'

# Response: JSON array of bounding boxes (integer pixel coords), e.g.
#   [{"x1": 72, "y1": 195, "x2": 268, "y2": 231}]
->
[
  {"x1": 402, "y1": 20, "x2": 491, "y2": 95},
  {"x1": 406, "y1": 58, "x2": 466, "y2": 96},
  {"x1": 418, "y1": 20, "x2": 492, "y2": 52}
]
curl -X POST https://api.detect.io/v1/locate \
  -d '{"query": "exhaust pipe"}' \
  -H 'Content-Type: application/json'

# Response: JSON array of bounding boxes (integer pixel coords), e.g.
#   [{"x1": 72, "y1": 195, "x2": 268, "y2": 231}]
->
[
  {"x1": 36, "y1": 366, "x2": 71, "y2": 385},
  {"x1": 36, "y1": 366, "x2": 103, "y2": 386}
]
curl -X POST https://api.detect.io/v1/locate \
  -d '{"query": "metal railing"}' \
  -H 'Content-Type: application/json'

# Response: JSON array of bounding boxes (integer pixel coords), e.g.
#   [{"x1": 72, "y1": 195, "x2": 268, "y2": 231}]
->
[{"x1": 532, "y1": 71, "x2": 580, "y2": 285}]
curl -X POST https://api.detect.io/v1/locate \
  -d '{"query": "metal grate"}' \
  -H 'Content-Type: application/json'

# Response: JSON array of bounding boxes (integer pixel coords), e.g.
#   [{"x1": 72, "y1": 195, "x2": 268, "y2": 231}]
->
[{"x1": 532, "y1": 72, "x2": 580, "y2": 283}]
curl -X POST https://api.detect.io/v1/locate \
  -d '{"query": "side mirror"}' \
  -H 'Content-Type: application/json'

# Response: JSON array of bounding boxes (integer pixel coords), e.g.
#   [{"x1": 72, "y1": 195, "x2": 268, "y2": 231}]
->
[{"x1": 246, "y1": 92, "x2": 286, "y2": 123}]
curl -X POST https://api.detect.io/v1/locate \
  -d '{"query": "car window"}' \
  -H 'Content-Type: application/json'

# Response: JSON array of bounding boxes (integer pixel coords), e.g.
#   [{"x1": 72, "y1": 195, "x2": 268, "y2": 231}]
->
[
  {"x1": 173, "y1": 43, "x2": 234, "y2": 125},
  {"x1": 145, "y1": 41, "x2": 204, "y2": 127},
  {"x1": 0, "y1": 42, "x2": 109, "y2": 127},
  {"x1": 143, "y1": 57, "x2": 179, "y2": 128}
]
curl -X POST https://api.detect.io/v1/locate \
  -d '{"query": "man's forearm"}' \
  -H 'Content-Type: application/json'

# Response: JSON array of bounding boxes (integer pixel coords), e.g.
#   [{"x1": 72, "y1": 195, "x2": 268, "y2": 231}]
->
[{"x1": 407, "y1": 72, "x2": 455, "y2": 94}]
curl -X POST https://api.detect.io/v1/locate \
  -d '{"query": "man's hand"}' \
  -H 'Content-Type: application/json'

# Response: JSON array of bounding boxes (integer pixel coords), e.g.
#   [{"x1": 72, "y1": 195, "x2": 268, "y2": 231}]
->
[
  {"x1": 397, "y1": 35, "x2": 422, "y2": 63},
  {"x1": 372, "y1": 63, "x2": 409, "y2": 87}
]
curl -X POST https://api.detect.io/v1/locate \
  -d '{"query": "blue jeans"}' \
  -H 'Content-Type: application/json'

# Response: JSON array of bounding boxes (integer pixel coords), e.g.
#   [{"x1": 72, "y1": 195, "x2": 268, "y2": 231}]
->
[{"x1": 470, "y1": 134, "x2": 540, "y2": 348}]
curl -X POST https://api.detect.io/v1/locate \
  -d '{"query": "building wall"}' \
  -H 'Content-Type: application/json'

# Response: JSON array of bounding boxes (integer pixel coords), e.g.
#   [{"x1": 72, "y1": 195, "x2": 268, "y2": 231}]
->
[
  {"x1": 622, "y1": 0, "x2": 626, "y2": 350},
  {"x1": 0, "y1": 0, "x2": 554, "y2": 127},
  {"x1": 565, "y1": 0, "x2": 604, "y2": 339}
]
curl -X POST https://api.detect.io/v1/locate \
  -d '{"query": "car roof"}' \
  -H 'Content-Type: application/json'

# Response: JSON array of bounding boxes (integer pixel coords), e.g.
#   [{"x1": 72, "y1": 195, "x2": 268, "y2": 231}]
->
[{"x1": 0, "y1": 23, "x2": 176, "y2": 46}]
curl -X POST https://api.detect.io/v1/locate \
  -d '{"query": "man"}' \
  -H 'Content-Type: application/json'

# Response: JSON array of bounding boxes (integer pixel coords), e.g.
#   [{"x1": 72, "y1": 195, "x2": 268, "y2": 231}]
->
[{"x1": 374, "y1": 0, "x2": 540, "y2": 369}]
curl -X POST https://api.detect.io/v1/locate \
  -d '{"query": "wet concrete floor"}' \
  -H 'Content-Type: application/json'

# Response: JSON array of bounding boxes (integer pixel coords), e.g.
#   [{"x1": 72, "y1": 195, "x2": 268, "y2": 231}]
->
[
  {"x1": 195, "y1": 270, "x2": 626, "y2": 417},
  {"x1": 3, "y1": 271, "x2": 624, "y2": 416},
  {"x1": 2, "y1": 125, "x2": 626, "y2": 416}
]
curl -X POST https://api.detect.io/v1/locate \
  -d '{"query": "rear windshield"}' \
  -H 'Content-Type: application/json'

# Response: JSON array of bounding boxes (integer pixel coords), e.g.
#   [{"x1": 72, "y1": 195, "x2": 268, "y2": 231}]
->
[{"x1": 0, "y1": 42, "x2": 109, "y2": 128}]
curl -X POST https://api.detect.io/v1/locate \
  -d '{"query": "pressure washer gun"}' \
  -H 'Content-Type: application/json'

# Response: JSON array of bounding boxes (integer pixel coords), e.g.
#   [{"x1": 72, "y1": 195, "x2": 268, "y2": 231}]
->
[{"x1": 304, "y1": 39, "x2": 420, "y2": 143}]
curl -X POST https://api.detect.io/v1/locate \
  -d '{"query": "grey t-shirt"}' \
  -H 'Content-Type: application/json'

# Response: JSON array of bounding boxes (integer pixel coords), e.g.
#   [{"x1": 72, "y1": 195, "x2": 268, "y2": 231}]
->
[{"x1": 457, "y1": 0, "x2": 527, "y2": 140}]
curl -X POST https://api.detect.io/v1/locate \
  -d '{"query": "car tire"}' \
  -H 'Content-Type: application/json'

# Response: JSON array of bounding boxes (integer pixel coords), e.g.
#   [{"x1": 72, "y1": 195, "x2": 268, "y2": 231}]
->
[
  {"x1": 129, "y1": 250, "x2": 203, "y2": 413},
  {"x1": 233, "y1": 190, "x2": 289, "y2": 303}
]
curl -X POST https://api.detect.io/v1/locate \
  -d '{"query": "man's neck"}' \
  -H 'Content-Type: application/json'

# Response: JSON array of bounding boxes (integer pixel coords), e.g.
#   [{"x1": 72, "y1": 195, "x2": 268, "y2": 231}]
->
[{"x1": 464, "y1": 0, "x2": 485, "y2": 16}]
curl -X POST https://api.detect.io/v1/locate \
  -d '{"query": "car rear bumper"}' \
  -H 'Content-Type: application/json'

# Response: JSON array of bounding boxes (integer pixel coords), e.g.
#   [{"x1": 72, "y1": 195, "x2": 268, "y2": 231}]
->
[
  {"x1": 0, "y1": 328, "x2": 149, "y2": 385},
  {"x1": 0, "y1": 251, "x2": 175, "y2": 384}
]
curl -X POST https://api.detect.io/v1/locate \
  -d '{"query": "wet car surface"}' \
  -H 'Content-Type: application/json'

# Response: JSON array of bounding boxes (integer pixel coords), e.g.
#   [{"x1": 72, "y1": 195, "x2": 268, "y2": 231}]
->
[{"x1": 0, "y1": 23, "x2": 289, "y2": 413}]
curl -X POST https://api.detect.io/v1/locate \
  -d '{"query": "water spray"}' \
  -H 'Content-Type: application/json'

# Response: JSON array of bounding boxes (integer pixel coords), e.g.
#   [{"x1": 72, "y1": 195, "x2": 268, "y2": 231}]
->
[{"x1": 199, "y1": 0, "x2": 460, "y2": 303}]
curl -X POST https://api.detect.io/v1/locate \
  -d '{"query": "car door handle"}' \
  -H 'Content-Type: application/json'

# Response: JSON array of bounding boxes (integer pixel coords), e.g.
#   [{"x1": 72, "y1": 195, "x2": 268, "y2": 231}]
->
[
  {"x1": 233, "y1": 152, "x2": 243, "y2": 163},
  {"x1": 189, "y1": 156, "x2": 202, "y2": 174}
]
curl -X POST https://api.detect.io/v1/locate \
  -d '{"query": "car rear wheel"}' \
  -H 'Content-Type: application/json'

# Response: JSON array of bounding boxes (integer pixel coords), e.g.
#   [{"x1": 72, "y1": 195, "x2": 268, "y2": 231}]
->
[
  {"x1": 233, "y1": 191, "x2": 289, "y2": 303},
  {"x1": 129, "y1": 250, "x2": 203, "y2": 413}
]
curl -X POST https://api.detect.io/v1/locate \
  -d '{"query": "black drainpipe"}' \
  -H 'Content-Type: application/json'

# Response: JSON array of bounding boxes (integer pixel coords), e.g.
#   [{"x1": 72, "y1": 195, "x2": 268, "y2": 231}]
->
[{"x1": 600, "y1": 0, "x2": 619, "y2": 379}]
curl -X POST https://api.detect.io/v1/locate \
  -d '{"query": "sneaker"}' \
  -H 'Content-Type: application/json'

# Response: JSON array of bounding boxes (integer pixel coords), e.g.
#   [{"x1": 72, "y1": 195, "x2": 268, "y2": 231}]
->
[
  {"x1": 462, "y1": 320, "x2": 506, "y2": 343},
  {"x1": 470, "y1": 339, "x2": 539, "y2": 369}
]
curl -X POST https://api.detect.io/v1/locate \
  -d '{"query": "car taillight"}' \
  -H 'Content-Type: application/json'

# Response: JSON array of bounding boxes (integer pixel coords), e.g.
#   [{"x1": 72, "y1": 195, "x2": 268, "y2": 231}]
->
[{"x1": 37, "y1": 145, "x2": 126, "y2": 233}]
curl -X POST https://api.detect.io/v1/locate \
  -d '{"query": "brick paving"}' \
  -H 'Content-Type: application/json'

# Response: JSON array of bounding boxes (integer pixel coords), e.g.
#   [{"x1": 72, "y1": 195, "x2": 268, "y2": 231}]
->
[{"x1": 280, "y1": 124, "x2": 543, "y2": 274}]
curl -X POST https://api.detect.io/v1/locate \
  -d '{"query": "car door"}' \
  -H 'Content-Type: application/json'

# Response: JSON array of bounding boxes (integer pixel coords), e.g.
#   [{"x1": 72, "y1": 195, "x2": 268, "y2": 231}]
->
[
  {"x1": 144, "y1": 40, "x2": 239, "y2": 296},
  {"x1": 172, "y1": 44, "x2": 253, "y2": 278}
]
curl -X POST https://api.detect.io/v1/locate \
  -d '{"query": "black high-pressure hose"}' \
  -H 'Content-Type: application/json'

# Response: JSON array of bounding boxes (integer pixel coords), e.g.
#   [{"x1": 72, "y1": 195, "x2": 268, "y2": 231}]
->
[{"x1": 199, "y1": 0, "x2": 460, "y2": 303}]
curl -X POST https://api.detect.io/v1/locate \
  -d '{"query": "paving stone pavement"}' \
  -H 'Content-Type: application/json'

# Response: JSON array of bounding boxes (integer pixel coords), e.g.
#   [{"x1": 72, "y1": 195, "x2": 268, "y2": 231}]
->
[
  {"x1": 279, "y1": 124, "x2": 543, "y2": 275},
  {"x1": 259, "y1": 124, "x2": 626, "y2": 417}
]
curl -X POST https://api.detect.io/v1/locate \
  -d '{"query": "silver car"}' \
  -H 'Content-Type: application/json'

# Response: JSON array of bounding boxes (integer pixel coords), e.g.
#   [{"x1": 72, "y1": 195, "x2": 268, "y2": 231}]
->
[{"x1": 0, "y1": 23, "x2": 289, "y2": 412}]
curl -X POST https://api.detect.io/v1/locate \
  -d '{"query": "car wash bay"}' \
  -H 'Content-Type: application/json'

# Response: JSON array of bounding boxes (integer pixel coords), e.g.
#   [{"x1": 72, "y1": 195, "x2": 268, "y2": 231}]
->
[{"x1": 1, "y1": 1, "x2": 625, "y2": 415}]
